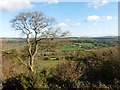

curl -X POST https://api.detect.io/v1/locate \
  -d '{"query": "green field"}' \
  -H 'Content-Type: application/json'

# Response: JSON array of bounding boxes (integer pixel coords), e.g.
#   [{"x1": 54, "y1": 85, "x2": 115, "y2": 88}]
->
[
  {"x1": 60, "y1": 43, "x2": 94, "y2": 51},
  {"x1": 35, "y1": 60, "x2": 59, "y2": 71}
]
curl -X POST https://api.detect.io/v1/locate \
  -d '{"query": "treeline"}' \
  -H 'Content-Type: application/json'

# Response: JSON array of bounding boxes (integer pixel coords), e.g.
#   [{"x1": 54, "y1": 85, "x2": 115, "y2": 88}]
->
[{"x1": 70, "y1": 39, "x2": 117, "y2": 47}]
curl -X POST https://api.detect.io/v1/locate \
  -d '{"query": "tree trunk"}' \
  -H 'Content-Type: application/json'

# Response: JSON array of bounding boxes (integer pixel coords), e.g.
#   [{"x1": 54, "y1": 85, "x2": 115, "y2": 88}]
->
[
  {"x1": 29, "y1": 66, "x2": 34, "y2": 72},
  {"x1": 29, "y1": 57, "x2": 34, "y2": 72}
]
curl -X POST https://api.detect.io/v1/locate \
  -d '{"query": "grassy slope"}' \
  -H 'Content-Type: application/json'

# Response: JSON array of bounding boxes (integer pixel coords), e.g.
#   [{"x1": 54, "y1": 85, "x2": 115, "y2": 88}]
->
[
  {"x1": 60, "y1": 43, "x2": 94, "y2": 51},
  {"x1": 35, "y1": 60, "x2": 59, "y2": 71}
]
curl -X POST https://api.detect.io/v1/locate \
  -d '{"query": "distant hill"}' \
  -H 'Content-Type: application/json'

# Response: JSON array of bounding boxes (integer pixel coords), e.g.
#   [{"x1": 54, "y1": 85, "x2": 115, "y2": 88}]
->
[
  {"x1": 0, "y1": 36, "x2": 118, "y2": 42},
  {"x1": 67, "y1": 36, "x2": 118, "y2": 41},
  {"x1": 91, "y1": 36, "x2": 118, "y2": 41}
]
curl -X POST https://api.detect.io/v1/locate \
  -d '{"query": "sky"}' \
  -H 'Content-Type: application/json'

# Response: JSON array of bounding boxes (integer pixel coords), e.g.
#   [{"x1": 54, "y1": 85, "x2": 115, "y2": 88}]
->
[{"x1": 0, "y1": 0, "x2": 119, "y2": 38}]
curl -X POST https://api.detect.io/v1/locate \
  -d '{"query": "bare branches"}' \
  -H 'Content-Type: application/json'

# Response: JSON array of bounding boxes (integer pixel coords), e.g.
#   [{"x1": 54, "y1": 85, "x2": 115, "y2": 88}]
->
[
  {"x1": 11, "y1": 11, "x2": 57, "y2": 72},
  {"x1": 11, "y1": 11, "x2": 69, "y2": 72}
]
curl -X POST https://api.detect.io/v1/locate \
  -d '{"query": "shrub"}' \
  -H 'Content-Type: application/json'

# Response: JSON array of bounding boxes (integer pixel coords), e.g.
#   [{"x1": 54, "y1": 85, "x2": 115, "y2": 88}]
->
[
  {"x1": 3, "y1": 72, "x2": 48, "y2": 90},
  {"x1": 85, "y1": 62, "x2": 120, "y2": 89},
  {"x1": 2, "y1": 49, "x2": 18, "y2": 58},
  {"x1": 2, "y1": 49, "x2": 24, "y2": 80},
  {"x1": 47, "y1": 61, "x2": 86, "y2": 88},
  {"x1": 85, "y1": 57, "x2": 120, "y2": 86},
  {"x1": 48, "y1": 48, "x2": 120, "y2": 89}
]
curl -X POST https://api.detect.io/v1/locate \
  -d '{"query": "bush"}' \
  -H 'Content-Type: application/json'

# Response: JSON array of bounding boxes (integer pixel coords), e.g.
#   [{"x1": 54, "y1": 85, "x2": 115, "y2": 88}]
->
[
  {"x1": 3, "y1": 72, "x2": 48, "y2": 90},
  {"x1": 2, "y1": 49, "x2": 18, "y2": 58},
  {"x1": 47, "y1": 48, "x2": 120, "y2": 89},
  {"x1": 47, "y1": 61, "x2": 86, "y2": 88},
  {"x1": 85, "y1": 57, "x2": 120, "y2": 87},
  {"x1": 2, "y1": 49, "x2": 24, "y2": 80}
]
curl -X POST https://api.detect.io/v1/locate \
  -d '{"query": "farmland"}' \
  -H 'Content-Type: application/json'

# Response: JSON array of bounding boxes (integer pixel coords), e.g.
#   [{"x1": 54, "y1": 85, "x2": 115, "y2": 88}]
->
[
  {"x1": 1, "y1": 37, "x2": 118, "y2": 70},
  {"x1": 1, "y1": 36, "x2": 117, "y2": 51},
  {"x1": 1, "y1": 37, "x2": 120, "y2": 89}
]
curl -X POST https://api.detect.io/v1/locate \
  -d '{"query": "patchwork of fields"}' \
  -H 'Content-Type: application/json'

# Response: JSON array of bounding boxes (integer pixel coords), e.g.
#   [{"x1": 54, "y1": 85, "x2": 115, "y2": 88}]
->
[{"x1": 1, "y1": 37, "x2": 119, "y2": 89}]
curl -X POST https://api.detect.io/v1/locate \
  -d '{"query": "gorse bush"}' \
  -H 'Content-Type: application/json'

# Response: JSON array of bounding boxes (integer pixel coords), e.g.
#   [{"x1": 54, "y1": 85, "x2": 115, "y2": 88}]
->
[
  {"x1": 2, "y1": 49, "x2": 24, "y2": 80},
  {"x1": 47, "y1": 61, "x2": 86, "y2": 88},
  {"x1": 2, "y1": 49, "x2": 18, "y2": 58},
  {"x1": 3, "y1": 72, "x2": 48, "y2": 90},
  {"x1": 83, "y1": 48, "x2": 120, "y2": 89},
  {"x1": 86, "y1": 59, "x2": 120, "y2": 83},
  {"x1": 46, "y1": 59, "x2": 120, "y2": 89}
]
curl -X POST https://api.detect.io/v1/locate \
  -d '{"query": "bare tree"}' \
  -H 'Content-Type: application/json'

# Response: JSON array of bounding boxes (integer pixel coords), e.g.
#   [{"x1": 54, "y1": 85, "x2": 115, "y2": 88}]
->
[{"x1": 11, "y1": 12, "x2": 69, "y2": 72}]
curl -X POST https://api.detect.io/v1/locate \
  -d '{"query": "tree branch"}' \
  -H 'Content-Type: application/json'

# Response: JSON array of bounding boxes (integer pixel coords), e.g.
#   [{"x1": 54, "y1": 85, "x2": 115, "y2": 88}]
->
[{"x1": 18, "y1": 57, "x2": 29, "y2": 68}]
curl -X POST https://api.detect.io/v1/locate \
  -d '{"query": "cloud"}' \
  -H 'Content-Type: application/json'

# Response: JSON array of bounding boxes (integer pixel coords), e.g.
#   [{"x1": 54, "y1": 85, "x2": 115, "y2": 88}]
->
[
  {"x1": 104, "y1": 28, "x2": 109, "y2": 32},
  {"x1": 87, "y1": 15, "x2": 100, "y2": 21},
  {"x1": 57, "y1": 21, "x2": 80, "y2": 28},
  {"x1": 87, "y1": 15, "x2": 113, "y2": 22},
  {"x1": 88, "y1": 0, "x2": 109, "y2": 9},
  {"x1": 94, "y1": 22, "x2": 97, "y2": 26},
  {"x1": 114, "y1": 16, "x2": 118, "y2": 20},
  {"x1": 48, "y1": 0, "x2": 59, "y2": 4},
  {"x1": 0, "y1": 0, "x2": 33, "y2": 12},
  {"x1": 30, "y1": 0, "x2": 59, "y2": 4},
  {"x1": 0, "y1": 0, "x2": 59, "y2": 12},
  {"x1": 57, "y1": 23, "x2": 67, "y2": 28},
  {"x1": 65, "y1": 19, "x2": 70, "y2": 22},
  {"x1": 76, "y1": 23, "x2": 81, "y2": 26},
  {"x1": 101, "y1": 16, "x2": 112, "y2": 20}
]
